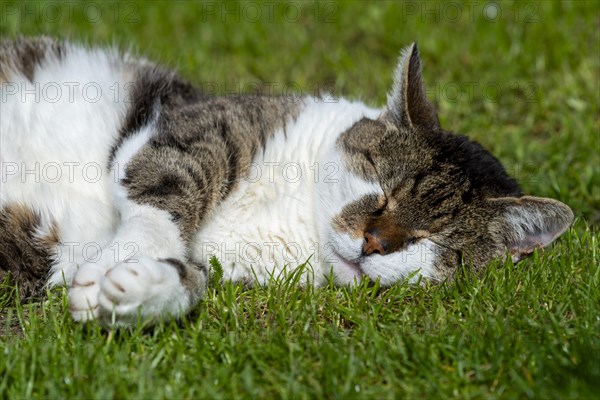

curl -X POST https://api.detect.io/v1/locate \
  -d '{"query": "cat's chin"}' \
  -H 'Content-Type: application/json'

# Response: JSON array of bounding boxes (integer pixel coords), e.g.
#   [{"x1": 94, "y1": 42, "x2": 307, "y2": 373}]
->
[{"x1": 330, "y1": 251, "x2": 365, "y2": 285}]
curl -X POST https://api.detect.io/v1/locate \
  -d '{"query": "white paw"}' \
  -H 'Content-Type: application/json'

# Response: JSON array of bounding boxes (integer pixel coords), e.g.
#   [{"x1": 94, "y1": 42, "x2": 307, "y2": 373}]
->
[
  {"x1": 69, "y1": 263, "x2": 106, "y2": 322},
  {"x1": 97, "y1": 257, "x2": 189, "y2": 326}
]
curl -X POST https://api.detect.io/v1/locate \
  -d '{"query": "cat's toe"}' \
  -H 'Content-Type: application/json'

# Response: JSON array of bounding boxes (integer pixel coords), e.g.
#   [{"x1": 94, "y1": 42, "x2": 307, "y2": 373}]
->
[
  {"x1": 69, "y1": 264, "x2": 104, "y2": 322},
  {"x1": 69, "y1": 286, "x2": 100, "y2": 321},
  {"x1": 100, "y1": 263, "x2": 144, "y2": 304},
  {"x1": 69, "y1": 300, "x2": 100, "y2": 322}
]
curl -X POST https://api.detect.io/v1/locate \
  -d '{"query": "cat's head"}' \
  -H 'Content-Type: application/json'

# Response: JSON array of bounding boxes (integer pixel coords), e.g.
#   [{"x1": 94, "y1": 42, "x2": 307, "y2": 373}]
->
[{"x1": 318, "y1": 43, "x2": 574, "y2": 285}]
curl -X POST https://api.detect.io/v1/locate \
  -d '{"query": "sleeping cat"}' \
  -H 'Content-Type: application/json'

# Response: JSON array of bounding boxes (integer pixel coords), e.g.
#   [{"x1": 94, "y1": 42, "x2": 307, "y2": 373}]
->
[{"x1": 0, "y1": 37, "x2": 573, "y2": 326}]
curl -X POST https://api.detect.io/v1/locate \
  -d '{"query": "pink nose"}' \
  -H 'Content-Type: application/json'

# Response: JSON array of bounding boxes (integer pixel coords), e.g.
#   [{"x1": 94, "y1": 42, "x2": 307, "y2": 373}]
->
[{"x1": 363, "y1": 231, "x2": 386, "y2": 256}]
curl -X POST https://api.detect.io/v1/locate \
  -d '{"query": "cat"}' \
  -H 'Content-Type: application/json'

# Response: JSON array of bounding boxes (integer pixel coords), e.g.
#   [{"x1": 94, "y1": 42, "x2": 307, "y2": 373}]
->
[{"x1": 0, "y1": 36, "x2": 573, "y2": 326}]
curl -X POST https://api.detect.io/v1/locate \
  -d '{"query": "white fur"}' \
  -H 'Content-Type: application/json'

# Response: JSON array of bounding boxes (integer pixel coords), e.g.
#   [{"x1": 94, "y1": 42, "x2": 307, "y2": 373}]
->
[
  {"x1": 359, "y1": 240, "x2": 438, "y2": 285},
  {"x1": 1, "y1": 43, "x2": 133, "y2": 287}
]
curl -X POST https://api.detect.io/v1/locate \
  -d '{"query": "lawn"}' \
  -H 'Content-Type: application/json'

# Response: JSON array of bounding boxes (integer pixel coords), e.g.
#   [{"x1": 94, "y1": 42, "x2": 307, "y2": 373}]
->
[{"x1": 1, "y1": 1, "x2": 599, "y2": 398}]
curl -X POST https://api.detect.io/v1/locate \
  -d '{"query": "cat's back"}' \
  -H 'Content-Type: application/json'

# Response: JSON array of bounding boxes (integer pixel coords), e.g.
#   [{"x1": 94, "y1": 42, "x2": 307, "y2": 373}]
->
[
  {"x1": 0, "y1": 37, "x2": 146, "y2": 239},
  {"x1": 0, "y1": 37, "x2": 142, "y2": 170}
]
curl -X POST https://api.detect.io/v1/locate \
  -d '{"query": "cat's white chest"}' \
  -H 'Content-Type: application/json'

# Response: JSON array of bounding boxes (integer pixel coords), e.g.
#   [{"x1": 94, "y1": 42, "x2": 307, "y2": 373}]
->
[{"x1": 191, "y1": 163, "x2": 323, "y2": 285}]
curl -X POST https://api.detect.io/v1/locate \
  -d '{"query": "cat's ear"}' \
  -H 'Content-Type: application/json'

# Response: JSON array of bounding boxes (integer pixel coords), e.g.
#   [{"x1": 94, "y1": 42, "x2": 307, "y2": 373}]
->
[
  {"x1": 382, "y1": 43, "x2": 440, "y2": 131},
  {"x1": 488, "y1": 196, "x2": 574, "y2": 262}
]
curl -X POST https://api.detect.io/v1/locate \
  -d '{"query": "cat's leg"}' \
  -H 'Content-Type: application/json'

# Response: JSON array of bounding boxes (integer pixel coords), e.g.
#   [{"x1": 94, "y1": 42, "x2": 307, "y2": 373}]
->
[
  {"x1": 69, "y1": 186, "x2": 208, "y2": 324},
  {"x1": 69, "y1": 129, "x2": 212, "y2": 325}
]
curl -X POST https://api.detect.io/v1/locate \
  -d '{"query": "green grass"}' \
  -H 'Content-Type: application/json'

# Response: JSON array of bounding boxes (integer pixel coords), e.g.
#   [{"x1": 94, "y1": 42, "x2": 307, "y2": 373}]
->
[{"x1": 1, "y1": 1, "x2": 599, "y2": 398}]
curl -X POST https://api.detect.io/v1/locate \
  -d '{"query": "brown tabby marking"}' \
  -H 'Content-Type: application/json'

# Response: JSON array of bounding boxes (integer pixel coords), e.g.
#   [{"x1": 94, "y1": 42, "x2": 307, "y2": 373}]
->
[
  {"x1": 0, "y1": 36, "x2": 64, "y2": 82},
  {"x1": 0, "y1": 205, "x2": 59, "y2": 299}
]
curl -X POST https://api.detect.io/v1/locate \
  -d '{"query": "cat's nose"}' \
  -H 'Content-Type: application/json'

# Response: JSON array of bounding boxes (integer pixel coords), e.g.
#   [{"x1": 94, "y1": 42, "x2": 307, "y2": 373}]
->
[{"x1": 363, "y1": 230, "x2": 387, "y2": 256}]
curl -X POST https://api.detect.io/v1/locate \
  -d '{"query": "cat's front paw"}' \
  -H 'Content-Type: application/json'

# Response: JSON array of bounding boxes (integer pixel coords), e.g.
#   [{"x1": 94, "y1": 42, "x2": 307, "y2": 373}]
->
[
  {"x1": 97, "y1": 257, "x2": 190, "y2": 326},
  {"x1": 69, "y1": 263, "x2": 105, "y2": 322}
]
